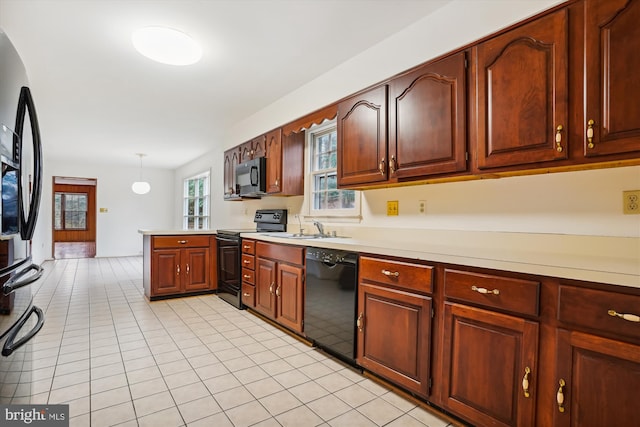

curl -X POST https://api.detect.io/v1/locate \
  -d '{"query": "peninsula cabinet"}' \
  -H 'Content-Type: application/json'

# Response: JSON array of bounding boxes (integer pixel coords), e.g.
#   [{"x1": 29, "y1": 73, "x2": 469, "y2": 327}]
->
[
  {"x1": 254, "y1": 241, "x2": 305, "y2": 333},
  {"x1": 388, "y1": 51, "x2": 468, "y2": 180},
  {"x1": 357, "y1": 255, "x2": 434, "y2": 398},
  {"x1": 552, "y1": 283, "x2": 640, "y2": 426},
  {"x1": 337, "y1": 84, "x2": 389, "y2": 187},
  {"x1": 144, "y1": 235, "x2": 215, "y2": 300},
  {"x1": 581, "y1": 0, "x2": 640, "y2": 158},
  {"x1": 473, "y1": 8, "x2": 569, "y2": 170},
  {"x1": 441, "y1": 269, "x2": 540, "y2": 427}
]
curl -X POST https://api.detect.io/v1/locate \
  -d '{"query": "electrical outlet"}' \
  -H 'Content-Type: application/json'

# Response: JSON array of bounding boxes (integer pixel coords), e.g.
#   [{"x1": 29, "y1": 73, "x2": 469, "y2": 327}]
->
[
  {"x1": 623, "y1": 190, "x2": 640, "y2": 214},
  {"x1": 418, "y1": 200, "x2": 426, "y2": 215},
  {"x1": 387, "y1": 200, "x2": 399, "y2": 216}
]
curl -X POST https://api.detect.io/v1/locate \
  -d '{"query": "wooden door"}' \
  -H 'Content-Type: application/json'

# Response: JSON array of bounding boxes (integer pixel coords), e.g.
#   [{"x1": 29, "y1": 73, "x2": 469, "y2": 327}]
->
[
  {"x1": 183, "y1": 247, "x2": 210, "y2": 291},
  {"x1": 276, "y1": 263, "x2": 304, "y2": 333},
  {"x1": 442, "y1": 303, "x2": 538, "y2": 427},
  {"x1": 583, "y1": 0, "x2": 640, "y2": 157},
  {"x1": 53, "y1": 179, "x2": 97, "y2": 258},
  {"x1": 337, "y1": 84, "x2": 388, "y2": 186},
  {"x1": 474, "y1": 9, "x2": 568, "y2": 170},
  {"x1": 357, "y1": 282, "x2": 432, "y2": 398},
  {"x1": 151, "y1": 249, "x2": 182, "y2": 295},
  {"x1": 255, "y1": 257, "x2": 277, "y2": 318},
  {"x1": 389, "y1": 52, "x2": 467, "y2": 180},
  {"x1": 553, "y1": 329, "x2": 640, "y2": 427},
  {"x1": 266, "y1": 128, "x2": 282, "y2": 194}
]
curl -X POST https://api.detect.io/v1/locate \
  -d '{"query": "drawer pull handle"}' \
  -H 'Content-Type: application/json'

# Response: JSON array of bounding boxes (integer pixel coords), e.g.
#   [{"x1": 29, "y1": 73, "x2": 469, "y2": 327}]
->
[
  {"x1": 357, "y1": 312, "x2": 364, "y2": 332},
  {"x1": 522, "y1": 367, "x2": 531, "y2": 398},
  {"x1": 243, "y1": 292, "x2": 251, "y2": 297},
  {"x1": 379, "y1": 157, "x2": 385, "y2": 175},
  {"x1": 176, "y1": 265, "x2": 180, "y2": 275},
  {"x1": 608, "y1": 310, "x2": 640, "y2": 323},
  {"x1": 389, "y1": 156, "x2": 396, "y2": 174},
  {"x1": 587, "y1": 119, "x2": 595, "y2": 148},
  {"x1": 275, "y1": 285, "x2": 281, "y2": 297},
  {"x1": 186, "y1": 264, "x2": 190, "y2": 275},
  {"x1": 471, "y1": 285, "x2": 500, "y2": 295},
  {"x1": 243, "y1": 274, "x2": 251, "y2": 279},
  {"x1": 269, "y1": 283, "x2": 274, "y2": 294},
  {"x1": 243, "y1": 245, "x2": 251, "y2": 249},
  {"x1": 243, "y1": 259, "x2": 251, "y2": 264},
  {"x1": 178, "y1": 240, "x2": 187, "y2": 244},
  {"x1": 555, "y1": 125, "x2": 563, "y2": 152},
  {"x1": 381, "y1": 269, "x2": 399, "y2": 277},
  {"x1": 557, "y1": 379, "x2": 566, "y2": 413}
]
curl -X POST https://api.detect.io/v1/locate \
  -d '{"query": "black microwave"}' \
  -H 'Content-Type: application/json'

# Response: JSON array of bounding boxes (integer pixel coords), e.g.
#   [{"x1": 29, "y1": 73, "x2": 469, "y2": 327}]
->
[{"x1": 237, "y1": 156, "x2": 266, "y2": 198}]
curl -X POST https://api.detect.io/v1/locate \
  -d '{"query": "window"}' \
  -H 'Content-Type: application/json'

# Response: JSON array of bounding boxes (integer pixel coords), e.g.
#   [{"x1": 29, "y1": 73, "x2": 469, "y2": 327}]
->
[
  {"x1": 54, "y1": 192, "x2": 88, "y2": 230},
  {"x1": 306, "y1": 120, "x2": 360, "y2": 218},
  {"x1": 183, "y1": 171, "x2": 210, "y2": 230}
]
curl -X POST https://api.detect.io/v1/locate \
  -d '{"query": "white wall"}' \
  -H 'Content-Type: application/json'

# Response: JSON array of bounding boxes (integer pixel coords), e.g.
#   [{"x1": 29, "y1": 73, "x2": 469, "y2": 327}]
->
[
  {"x1": 174, "y1": 0, "x2": 640, "y2": 239},
  {"x1": 32, "y1": 157, "x2": 174, "y2": 263}
]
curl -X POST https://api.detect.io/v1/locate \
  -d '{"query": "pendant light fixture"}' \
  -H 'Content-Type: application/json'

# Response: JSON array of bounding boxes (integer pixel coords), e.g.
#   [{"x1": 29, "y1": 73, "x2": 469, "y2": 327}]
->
[{"x1": 132, "y1": 153, "x2": 151, "y2": 195}]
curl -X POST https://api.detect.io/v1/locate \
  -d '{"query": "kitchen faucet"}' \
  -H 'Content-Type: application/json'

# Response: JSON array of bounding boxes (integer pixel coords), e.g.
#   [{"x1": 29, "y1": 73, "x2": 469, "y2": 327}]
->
[{"x1": 313, "y1": 220, "x2": 325, "y2": 236}]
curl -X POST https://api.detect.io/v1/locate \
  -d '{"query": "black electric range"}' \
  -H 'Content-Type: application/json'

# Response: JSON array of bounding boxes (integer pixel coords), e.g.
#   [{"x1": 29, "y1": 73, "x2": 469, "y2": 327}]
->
[{"x1": 216, "y1": 209, "x2": 287, "y2": 308}]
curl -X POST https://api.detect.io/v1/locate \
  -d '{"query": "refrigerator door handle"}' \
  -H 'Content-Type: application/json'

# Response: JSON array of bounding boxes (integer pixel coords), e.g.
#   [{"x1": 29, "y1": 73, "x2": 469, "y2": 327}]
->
[
  {"x1": 2, "y1": 263, "x2": 43, "y2": 295},
  {"x1": 15, "y1": 86, "x2": 43, "y2": 241},
  {"x1": 1, "y1": 305, "x2": 44, "y2": 356}
]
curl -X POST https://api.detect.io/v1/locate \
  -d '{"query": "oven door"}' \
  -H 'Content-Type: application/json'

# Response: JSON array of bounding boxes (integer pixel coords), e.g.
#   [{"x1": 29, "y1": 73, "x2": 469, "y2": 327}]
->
[{"x1": 216, "y1": 235, "x2": 242, "y2": 309}]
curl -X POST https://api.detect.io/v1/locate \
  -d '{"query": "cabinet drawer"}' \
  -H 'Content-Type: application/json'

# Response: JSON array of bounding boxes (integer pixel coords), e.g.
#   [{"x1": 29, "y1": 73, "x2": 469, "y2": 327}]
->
[
  {"x1": 153, "y1": 235, "x2": 211, "y2": 249},
  {"x1": 242, "y1": 268, "x2": 255, "y2": 285},
  {"x1": 444, "y1": 269, "x2": 539, "y2": 317},
  {"x1": 256, "y1": 242, "x2": 304, "y2": 266},
  {"x1": 241, "y1": 254, "x2": 255, "y2": 270},
  {"x1": 359, "y1": 256, "x2": 433, "y2": 294},
  {"x1": 242, "y1": 239, "x2": 255, "y2": 254},
  {"x1": 558, "y1": 285, "x2": 640, "y2": 342},
  {"x1": 242, "y1": 283, "x2": 255, "y2": 308}
]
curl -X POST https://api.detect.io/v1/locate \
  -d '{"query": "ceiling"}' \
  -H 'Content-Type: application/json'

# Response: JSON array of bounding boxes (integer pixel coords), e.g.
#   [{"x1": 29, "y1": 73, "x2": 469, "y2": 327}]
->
[{"x1": 0, "y1": 0, "x2": 449, "y2": 169}]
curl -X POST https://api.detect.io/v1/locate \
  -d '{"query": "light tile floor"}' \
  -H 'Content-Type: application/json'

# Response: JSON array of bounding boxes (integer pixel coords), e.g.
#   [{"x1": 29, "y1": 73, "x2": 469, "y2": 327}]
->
[{"x1": 17, "y1": 257, "x2": 461, "y2": 426}]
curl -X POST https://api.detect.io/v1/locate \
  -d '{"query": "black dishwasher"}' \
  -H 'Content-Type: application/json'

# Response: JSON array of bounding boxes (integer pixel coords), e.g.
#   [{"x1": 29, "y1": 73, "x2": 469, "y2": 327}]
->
[{"x1": 304, "y1": 247, "x2": 358, "y2": 366}]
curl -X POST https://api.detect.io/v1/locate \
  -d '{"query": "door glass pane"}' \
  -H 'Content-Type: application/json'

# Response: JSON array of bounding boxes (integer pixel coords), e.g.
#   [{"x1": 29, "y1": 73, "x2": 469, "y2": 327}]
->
[{"x1": 54, "y1": 193, "x2": 63, "y2": 230}]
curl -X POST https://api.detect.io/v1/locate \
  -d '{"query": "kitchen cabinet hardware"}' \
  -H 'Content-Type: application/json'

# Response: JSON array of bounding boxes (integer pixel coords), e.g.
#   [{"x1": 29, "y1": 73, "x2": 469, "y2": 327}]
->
[
  {"x1": 555, "y1": 125, "x2": 563, "y2": 152},
  {"x1": 379, "y1": 157, "x2": 385, "y2": 175},
  {"x1": 607, "y1": 309, "x2": 640, "y2": 323},
  {"x1": 389, "y1": 156, "x2": 396, "y2": 174},
  {"x1": 243, "y1": 259, "x2": 251, "y2": 265},
  {"x1": 556, "y1": 379, "x2": 566, "y2": 413},
  {"x1": 471, "y1": 285, "x2": 500, "y2": 295},
  {"x1": 587, "y1": 119, "x2": 595, "y2": 148},
  {"x1": 243, "y1": 292, "x2": 251, "y2": 297},
  {"x1": 269, "y1": 283, "x2": 274, "y2": 294},
  {"x1": 357, "y1": 312, "x2": 364, "y2": 332},
  {"x1": 522, "y1": 367, "x2": 531, "y2": 398},
  {"x1": 243, "y1": 245, "x2": 251, "y2": 250},
  {"x1": 176, "y1": 265, "x2": 180, "y2": 275},
  {"x1": 186, "y1": 264, "x2": 190, "y2": 274},
  {"x1": 243, "y1": 274, "x2": 251, "y2": 279},
  {"x1": 381, "y1": 269, "x2": 399, "y2": 277},
  {"x1": 178, "y1": 240, "x2": 187, "y2": 244},
  {"x1": 275, "y1": 285, "x2": 281, "y2": 297}
]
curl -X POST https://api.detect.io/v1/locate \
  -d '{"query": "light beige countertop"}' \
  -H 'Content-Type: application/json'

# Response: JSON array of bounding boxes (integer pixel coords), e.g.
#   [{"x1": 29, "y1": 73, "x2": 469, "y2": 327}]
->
[
  {"x1": 244, "y1": 228, "x2": 640, "y2": 289},
  {"x1": 138, "y1": 228, "x2": 639, "y2": 288}
]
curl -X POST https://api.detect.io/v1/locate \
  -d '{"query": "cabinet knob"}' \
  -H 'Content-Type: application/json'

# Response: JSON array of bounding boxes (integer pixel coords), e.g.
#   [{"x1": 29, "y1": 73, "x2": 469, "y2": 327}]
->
[
  {"x1": 608, "y1": 309, "x2": 640, "y2": 323},
  {"x1": 522, "y1": 367, "x2": 531, "y2": 398},
  {"x1": 471, "y1": 285, "x2": 500, "y2": 295},
  {"x1": 557, "y1": 379, "x2": 566, "y2": 413},
  {"x1": 587, "y1": 119, "x2": 595, "y2": 148}
]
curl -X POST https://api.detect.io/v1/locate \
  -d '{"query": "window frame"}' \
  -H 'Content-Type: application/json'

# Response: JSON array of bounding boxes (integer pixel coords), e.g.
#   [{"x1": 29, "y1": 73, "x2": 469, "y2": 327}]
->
[
  {"x1": 54, "y1": 192, "x2": 88, "y2": 231},
  {"x1": 303, "y1": 119, "x2": 361, "y2": 221},
  {"x1": 183, "y1": 171, "x2": 210, "y2": 230}
]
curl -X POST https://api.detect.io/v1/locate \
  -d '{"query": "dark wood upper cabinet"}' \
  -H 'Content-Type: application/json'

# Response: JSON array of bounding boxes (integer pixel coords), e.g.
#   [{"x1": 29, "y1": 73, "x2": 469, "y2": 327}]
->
[
  {"x1": 265, "y1": 128, "x2": 304, "y2": 196},
  {"x1": 337, "y1": 84, "x2": 388, "y2": 187},
  {"x1": 223, "y1": 148, "x2": 240, "y2": 200},
  {"x1": 582, "y1": 0, "x2": 640, "y2": 157},
  {"x1": 473, "y1": 8, "x2": 569, "y2": 170},
  {"x1": 265, "y1": 128, "x2": 283, "y2": 194},
  {"x1": 389, "y1": 51, "x2": 468, "y2": 179}
]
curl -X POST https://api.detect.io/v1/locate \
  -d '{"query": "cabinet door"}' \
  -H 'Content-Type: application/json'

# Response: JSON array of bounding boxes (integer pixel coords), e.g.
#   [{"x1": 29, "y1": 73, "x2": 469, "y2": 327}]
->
[
  {"x1": 389, "y1": 52, "x2": 467, "y2": 179},
  {"x1": 442, "y1": 303, "x2": 538, "y2": 427},
  {"x1": 266, "y1": 128, "x2": 283, "y2": 194},
  {"x1": 474, "y1": 9, "x2": 568, "y2": 169},
  {"x1": 583, "y1": 0, "x2": 640, "y2": 157},
  {"x1": 553, "y1": 329, "x2": 640, "y2": 427},
  {"x1": 357, "y1": 283, "x2": 432, "y2": 398},
  {"x1": 251, "y1": 135, "x2": 266, "y2": 159},
  {"x1": 255, "y1": 257, "x2": 277, "y2": 318},
  {"x1": 337, "y1": 84, "x2": 388, "y2": 186},
  {"x1": 183, "y1": 247, "x2": 210, "y2": 291},
  {"x1": 151, "y1": 249, "x2": 182, "y2": 295},
  {"x1": 223, "y1": 148, "x2": 239, "y2": 198},
  {"x1": 276, "y1": 263, "x2": 304, "y2": 333}
]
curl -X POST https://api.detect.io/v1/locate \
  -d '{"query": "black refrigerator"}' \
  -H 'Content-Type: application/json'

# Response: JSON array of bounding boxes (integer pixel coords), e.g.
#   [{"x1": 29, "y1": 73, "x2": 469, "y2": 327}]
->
[{"x1": 0, "y1": 28, "x2": 45, "y2": 401}]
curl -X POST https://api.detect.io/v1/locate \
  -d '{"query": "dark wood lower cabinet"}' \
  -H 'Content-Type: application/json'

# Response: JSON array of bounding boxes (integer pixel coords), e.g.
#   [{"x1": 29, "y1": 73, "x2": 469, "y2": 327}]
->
[
  {"x1": 357, "y1": 282, "x2": 432, "y2": 398},
  {"x1": 441, "y1": 303, "x2": 538, "y2": 427},
  {"x1": 553, "y1": 329, "x2": 640, "y2": 427}
]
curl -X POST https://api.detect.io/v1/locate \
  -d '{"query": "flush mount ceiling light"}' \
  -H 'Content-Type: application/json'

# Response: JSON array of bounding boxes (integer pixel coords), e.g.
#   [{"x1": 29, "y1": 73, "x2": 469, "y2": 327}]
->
[
  {"x1": 132, "y1": 26, "x2": 202, "y2": 66},
  {"x1": 132, "y1": 153, "x2": 151, "y2": 195}
]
